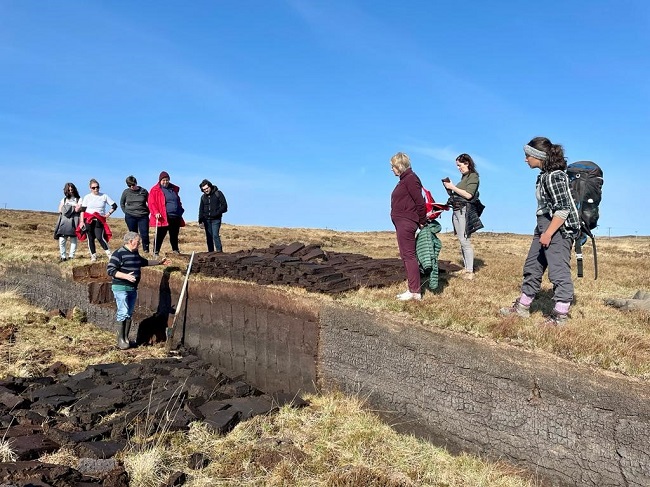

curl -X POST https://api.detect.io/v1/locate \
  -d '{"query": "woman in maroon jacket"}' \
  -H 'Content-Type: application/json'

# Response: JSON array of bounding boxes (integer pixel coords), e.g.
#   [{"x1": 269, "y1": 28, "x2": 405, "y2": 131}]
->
[{"x1": 390, "y1": 152, "x2": 427, "y2": 301}]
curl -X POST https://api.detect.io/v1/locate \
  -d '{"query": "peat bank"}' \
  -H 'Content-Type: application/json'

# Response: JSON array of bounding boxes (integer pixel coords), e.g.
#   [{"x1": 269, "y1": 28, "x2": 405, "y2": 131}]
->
[{"x1": 2, "y1": 261, "x2": 649, "y2": 487}]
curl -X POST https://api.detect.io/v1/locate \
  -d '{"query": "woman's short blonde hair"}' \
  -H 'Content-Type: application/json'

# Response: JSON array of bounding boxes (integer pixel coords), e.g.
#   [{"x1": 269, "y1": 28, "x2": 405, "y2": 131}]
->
[{"x1": 390, "y1": 152, "x2": 411, "y2": 173}]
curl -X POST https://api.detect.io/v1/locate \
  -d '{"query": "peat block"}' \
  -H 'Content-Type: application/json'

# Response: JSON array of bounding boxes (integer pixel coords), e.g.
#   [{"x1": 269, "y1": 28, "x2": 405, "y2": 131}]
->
[{"x1": 192, "y1": 242, "x2": 461, "y2": 294}]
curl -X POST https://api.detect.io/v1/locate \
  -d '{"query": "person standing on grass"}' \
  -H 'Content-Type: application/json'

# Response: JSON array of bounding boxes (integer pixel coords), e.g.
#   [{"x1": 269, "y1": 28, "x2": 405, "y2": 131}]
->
[
  {"x1": 80, "y1": 178, "x2": 117, "y2": 262},
  {"x1": 54, "y1": 182, "x2": 82, "y2": 262},
  {"x1": 390, "y1": 152, "x2": 427, "y2": 301},
  {"x1": 198, "y1": 179, "x2": 228, "y2": 252},
  {"x1": 500, "y1": 136, "x2": 580, "y2": 326},
  {"x1": 107, "y1": 231, "x2": 170, "y2": 350},
  {"x1": 443, "y1": 153, "x2": 480, "y2": 280},
  {"x1": 148, "y1": 171, "x2": 185, "y2": 258},
  {"x1": 120, "y1": 175, "x2": 151, "y2": 253}
]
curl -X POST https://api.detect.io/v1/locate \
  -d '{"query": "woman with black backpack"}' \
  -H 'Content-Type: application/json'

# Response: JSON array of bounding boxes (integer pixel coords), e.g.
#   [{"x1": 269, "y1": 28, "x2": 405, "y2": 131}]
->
[{"x1": 500, "y1": 136, "x2": 580, "y2": 326}]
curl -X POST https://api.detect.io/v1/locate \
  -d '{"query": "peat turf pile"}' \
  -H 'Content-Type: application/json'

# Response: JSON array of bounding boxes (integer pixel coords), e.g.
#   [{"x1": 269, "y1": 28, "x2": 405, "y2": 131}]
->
[
  {"x1": 192, "y1": 242, "x2": 458, "y2": 294},
  {"x1": 0, "y1": 354, "x2": 306, "y2": 486}
]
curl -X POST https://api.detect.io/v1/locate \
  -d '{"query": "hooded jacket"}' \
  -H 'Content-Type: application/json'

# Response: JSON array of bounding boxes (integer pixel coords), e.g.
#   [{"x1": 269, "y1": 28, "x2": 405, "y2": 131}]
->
[{"x1": 198, "y1": 186, "x2": 228, "y2": 223}]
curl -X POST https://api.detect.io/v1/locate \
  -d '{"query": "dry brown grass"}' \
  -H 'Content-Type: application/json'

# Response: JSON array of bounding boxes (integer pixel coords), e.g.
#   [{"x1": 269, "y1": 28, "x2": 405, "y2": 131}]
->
[
  {"x1": 139, "y1": 392, "x2": 537, "y2": 487},
  {"x1": 0, "y1": 289, "x2": 168, "y2": 379},
  {"x1": 1, "y1": 208, "x2": 649, "y2": 378}
]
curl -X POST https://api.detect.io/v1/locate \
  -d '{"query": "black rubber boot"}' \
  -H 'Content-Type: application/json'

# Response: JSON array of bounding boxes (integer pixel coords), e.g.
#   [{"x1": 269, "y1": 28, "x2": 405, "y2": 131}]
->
[
  {"x1": 124, "y1": 318, "x2": 132, "y2": 347},
  {"x1": 116, "y1": 320, "x2": 130, "y2": 350}
]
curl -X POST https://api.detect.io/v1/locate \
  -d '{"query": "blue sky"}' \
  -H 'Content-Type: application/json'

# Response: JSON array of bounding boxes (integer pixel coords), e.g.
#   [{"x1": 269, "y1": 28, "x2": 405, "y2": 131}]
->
[{"x1": 1, "y1": 1, "x2": 648, "y2": 235}]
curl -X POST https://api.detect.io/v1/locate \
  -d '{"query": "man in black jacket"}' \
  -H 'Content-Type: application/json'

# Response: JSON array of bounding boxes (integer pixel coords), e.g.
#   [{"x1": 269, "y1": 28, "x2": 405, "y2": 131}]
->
[{"x1": 198, "y1": 179, "x2": 228, "y2": 252}]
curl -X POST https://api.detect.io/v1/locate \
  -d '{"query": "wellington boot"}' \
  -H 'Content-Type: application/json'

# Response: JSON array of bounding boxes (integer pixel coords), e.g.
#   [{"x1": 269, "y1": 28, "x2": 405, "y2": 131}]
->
[
  {"x1": 116, "y1": 320, "x2": 130, "y2": 350},
  {"x1": 124, "y1": 318, "x2": 132, "y2": 346}
]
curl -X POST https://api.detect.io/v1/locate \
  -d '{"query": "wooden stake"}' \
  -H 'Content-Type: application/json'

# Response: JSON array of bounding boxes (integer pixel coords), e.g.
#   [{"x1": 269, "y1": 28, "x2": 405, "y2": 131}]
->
[{"x1": 165, "y1": 251, "x2": 195, "y2": 352}]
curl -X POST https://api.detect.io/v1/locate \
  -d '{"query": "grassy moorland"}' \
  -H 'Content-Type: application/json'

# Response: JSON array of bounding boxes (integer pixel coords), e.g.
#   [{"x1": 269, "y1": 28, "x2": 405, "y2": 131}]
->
[
  {"x1": 2, "y1": 208, "x2": 649, "y2": 378},
  {"x1": 0, "y1": 208, "x2": 648, "y2": 486}
]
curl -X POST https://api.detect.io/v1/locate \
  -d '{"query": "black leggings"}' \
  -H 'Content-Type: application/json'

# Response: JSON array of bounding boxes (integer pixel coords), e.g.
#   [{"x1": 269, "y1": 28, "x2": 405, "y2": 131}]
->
[{"x1": 86, "y1": 219, "x2": 109, "y2": 254}]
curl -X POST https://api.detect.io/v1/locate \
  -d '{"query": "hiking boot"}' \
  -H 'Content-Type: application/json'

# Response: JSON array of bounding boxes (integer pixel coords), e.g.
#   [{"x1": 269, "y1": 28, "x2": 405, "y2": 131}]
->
[
  {"x1": 540, "y1": 310, "x2": 569, "y2": 327},
  {"x1": 396, "y1": 291, "x2": 422, "y2": 301},
  {"x1": 59, "y1": 256, "x2": 67, "y2": 262},
  {"x1": 499, "y1": 299, "x2": 530, "y2": 318},
  {"x1": 90, "y1": 254, "x2": 97, "y2": 263},
  {"x1": 172, "y1": 250, "x2": 181, "y2": 255}
]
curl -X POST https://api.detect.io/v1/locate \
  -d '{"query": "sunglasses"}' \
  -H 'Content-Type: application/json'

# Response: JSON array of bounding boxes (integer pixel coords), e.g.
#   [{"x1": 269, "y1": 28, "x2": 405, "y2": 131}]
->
[{"x1": 91, "y1": 186, "x2": 99, "y2": 189}]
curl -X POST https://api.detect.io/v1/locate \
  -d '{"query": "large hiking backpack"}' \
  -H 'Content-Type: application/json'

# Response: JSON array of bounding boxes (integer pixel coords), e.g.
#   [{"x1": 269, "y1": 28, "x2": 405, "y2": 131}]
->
[{"x1": 567, "y1": 160, "x2": 604, "y2": 279}]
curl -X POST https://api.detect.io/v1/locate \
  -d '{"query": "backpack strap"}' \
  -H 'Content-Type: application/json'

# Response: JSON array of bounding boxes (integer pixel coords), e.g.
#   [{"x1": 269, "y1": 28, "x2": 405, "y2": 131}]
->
[
  {"x1": 590, "y1": 233, "x2": 598, "y2": 280},
  {"x1": 576, "y1": 227, "x2": 598, "y2": 280},
  {"x1": 574, "y1": 238, "x2": 584, "y2": 278}
]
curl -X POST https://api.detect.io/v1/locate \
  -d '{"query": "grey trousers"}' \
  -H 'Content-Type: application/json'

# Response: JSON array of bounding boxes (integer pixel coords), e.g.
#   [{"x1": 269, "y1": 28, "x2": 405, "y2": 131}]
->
[
  {"x1": 452, "y1": 207, "x2": 474, "y2": 272},
  {"x1": 521, "y1": 215, "x2": 574, "y2": 304}
]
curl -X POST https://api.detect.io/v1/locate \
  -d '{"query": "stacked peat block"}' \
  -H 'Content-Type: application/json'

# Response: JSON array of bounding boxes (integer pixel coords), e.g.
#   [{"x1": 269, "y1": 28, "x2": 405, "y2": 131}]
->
[
  {"x1": 192, "y1": 242, "x2": 409, "y2": 294},
  {"x1": 0, "y1": 354, "x2": 307, "y2": 485}
]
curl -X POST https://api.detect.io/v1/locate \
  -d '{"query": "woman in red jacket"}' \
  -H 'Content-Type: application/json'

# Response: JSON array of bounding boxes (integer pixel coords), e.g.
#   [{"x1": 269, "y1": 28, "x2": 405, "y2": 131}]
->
[
  {"x1": 390, "y1": 152, "x2": 427, "y2": 301},
  {"x1": 148, "y1": 171, "x2": 185, "y2": 257}
]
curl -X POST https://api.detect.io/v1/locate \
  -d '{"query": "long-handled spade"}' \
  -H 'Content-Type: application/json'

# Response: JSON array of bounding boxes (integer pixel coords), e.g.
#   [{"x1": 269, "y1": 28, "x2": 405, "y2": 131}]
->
[{"x1": 165, "y1": 251, "x2": 195, "y2": 352}]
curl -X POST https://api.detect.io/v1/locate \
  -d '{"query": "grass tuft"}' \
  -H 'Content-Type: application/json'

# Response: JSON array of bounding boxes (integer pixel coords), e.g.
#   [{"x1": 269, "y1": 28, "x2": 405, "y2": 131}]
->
[
  {"x1": 39, "y1": 447, "x2": 78, "y2": 468},
  {"x1": 123, "y1": 447, "x2": 170, "y2": 487},
  {"x1": 0, "y1": 437, "x2": 17, "y2": 463}
]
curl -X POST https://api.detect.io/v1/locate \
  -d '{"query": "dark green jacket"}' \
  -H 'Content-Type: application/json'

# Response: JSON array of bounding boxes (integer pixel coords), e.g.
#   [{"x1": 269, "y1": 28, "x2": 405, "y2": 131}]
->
[{"x1": 416, "y1": 220, "x2": 443, "y2": 290}]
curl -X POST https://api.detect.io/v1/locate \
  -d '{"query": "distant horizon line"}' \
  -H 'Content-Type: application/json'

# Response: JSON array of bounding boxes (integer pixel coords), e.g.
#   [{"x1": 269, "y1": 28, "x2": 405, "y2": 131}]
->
[{"x1": 1, "y1": 207, "x2": 648, "y2": 238}]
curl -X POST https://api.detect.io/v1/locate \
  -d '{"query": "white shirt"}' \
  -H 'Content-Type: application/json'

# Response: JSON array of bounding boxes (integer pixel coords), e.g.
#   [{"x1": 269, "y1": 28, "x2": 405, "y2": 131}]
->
[
  {"x1": 59, "y1": 196, "x2": 80, "y2": 208},
  {"x1": 82, "y1": 192, "x2": 115, "y2": 216}
]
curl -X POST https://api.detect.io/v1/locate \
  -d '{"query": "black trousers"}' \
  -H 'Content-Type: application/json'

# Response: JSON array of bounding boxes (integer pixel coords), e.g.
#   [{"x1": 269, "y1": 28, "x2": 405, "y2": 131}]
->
[
  {"x1": 86, "y1": 219, "x2": 109, "y2": 254},
  {"x1": 154, "y1": 216, "x2": 182, "y2": 253}
]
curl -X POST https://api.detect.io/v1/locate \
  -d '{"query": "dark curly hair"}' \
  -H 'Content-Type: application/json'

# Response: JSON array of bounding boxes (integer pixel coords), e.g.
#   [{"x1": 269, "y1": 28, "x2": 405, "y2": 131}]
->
[{"x1": 527, "y1": 136, "x2": 567, "y2": 172}]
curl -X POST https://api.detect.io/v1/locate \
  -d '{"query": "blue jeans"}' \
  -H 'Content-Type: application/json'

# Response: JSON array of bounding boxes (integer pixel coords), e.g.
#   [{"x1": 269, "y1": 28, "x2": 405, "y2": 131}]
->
[
  {"x1": 125, "y1": 214, "x2": 150, "y2": 252},
  {"x1": 113, "y1": 288, "x2": 138, "y2": 322},
  {"x1": 204, "y1": 219, "x2": 223, "y2": 252}
]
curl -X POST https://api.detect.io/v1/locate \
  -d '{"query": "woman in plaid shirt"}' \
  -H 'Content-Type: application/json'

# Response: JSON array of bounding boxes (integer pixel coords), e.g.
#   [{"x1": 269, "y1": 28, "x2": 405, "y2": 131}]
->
[{"x1": 500, "y1": 136, "x2": 580, "y2": 326}]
